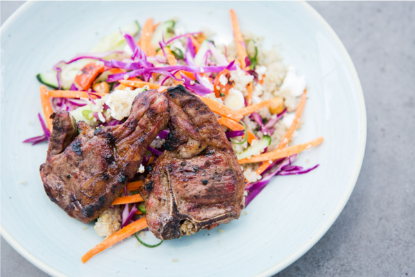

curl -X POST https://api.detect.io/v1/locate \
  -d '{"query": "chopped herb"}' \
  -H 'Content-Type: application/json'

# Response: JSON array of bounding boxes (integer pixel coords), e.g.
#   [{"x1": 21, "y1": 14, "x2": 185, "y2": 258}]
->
[{"x1": 247, "y1": 40, "x2": 258, "y2": 70}]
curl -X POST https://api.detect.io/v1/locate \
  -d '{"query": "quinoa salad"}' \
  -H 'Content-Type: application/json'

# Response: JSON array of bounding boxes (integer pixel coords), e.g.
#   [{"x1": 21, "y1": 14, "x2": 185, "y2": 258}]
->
[{"x1": 26, "y1": 10, "x2": 323, "y2": 262}]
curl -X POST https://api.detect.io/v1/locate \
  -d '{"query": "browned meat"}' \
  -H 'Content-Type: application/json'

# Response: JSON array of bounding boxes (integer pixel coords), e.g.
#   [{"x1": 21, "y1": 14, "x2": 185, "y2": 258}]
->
[
  {"x1": 40, "y1": 89, "x2": 169, "y2": 223},
  {"x1": 140, "y1": 85, "x2": 245, "y2": 240}
]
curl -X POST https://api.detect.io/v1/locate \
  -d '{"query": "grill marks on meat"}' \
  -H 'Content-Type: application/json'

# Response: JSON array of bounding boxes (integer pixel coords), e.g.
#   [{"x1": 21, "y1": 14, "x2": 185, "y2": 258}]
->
[
  {"x1": 140, "y1": 85, "x2": 245, "y2": 240},
  {"x1": 40, "y1": 89, "x2": 169, "y2": 223}
]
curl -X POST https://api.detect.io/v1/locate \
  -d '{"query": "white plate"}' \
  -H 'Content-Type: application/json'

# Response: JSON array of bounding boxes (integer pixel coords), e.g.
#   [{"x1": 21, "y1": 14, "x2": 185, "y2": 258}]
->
[{"x1": 0, "y1": 2, "x2": 366, "y2": 276}]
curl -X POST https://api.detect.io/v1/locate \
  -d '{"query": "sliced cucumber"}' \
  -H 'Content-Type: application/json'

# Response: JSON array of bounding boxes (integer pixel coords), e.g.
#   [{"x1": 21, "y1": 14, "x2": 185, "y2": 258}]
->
[
  {"x1": 120, "y1": 21, "x2": 141, "y2": 35},
  {"x1": 193, "y1": 40, "x2": 210, "y2": 66},
  {"x1": 36, "y1": 72, "x2": 59, "y2": 89},
  {"x1": 91, "y1": 21, "x2": 141, "y2": 53},
  {"x1": 37, "y1": 58, "x2": 92, "y2": 90},
  {"x1": 151, "y1": 20, "x2": 176, "y2": 48},
  {"x1": 237, "y1": 135, "x2": 271, "y2": 160},
  {"x1": 70, "y1": 104, "x2": 98, "y2": 126},
  {"x1": 138, "y1": 202, "x2": 146, "y2": 214}
]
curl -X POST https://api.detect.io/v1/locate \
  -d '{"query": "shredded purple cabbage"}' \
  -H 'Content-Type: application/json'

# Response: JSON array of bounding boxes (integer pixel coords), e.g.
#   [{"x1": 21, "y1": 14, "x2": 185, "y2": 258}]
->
[
  {"x1": 245, "y1": 155, "x2": 319, "y2": 206},
  {"x1": 23, "y1": 113, "x2": 50, "y2": 145},
  {"x1": 163, "y1": 32, "x2": 202, "y2": 46},
  {"x1": 250, "y1": 112, "x2": 273, "y2": 136},
  {"x1": 158, "y1": 130, "x2": 170, "y2": 139},
  {"x1": 226, "y1": 130, "x2": 245, "y2": 139},
  {"x1": 147, "y1": 146, "x2": 162, "y2": 156},
  {"x1": 122, "y1": 204, "x2": 138, "y2": 227},
  {"x1": 264, "y1": 109, "x2": 287, "y2": 129},
  {"x1": 245, "y1": 156, "x2": 295, "y2": 206},
  {"x1": 181, "y1": 73, "x2": 212, "y2": 96},
  {"x1": 187, "y1": 37, "x2": 195, "y2": 58},
  {"x1": 107, "y1": 63, "x2": 236, "y2": 83}
]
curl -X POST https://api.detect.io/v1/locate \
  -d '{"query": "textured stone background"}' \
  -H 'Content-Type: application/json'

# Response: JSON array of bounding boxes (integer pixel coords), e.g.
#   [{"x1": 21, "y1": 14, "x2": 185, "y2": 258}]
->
[{"x1": 1, "y1": 2, "x2": 414, "y2": 276}]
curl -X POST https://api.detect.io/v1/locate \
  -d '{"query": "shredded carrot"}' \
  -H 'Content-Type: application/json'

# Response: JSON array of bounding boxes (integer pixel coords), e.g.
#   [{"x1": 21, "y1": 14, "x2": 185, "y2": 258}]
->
[
  {"x1": 116, "y1": 84, "x2": 128, "y2": 90},
  {"x1": 147, "y1": 155, "x2": 155, "y2": 165},
  {"x1": 126, "y1": 181, "x2": 143, "y2": 192},
  {"x1": 238, "y1": 137, "x2": 324, "y2": 164},
  {"x1": 237, "y1": 98, "x2": 275, "y2": 116},
  {"x1": 181, "y1": 71, "x2": 196, "y2": 80},
  {"x1": 213, "y1": 69, "x2": 233, "y2": 99},
  {"x1": 119, "y1": 80, "x2": 161, "y2": 90},
  {"x1": 189, "y1": 36, "x2": 201, "y2": 53},
  {"x1": 246, "y1": 82, "x2": 253, "y2": 106},
  {"x1": 48, "y1": 90, "x2": 106, "y2": 99},
  {"x1": 199, "y1": 97, "x2": 243, "y2": 122},
  {"x1": 157, "y1": 47, "x2": 173, "y2": 56},
  {"x1": 167, "y1": 54, "x2": 183, "y2": 85},
  {"x1": 230, "y1": 9, "x2": 247, "y2": 68},
  {"x1": 135, "y1": 210, "x2": 143, "y2": 215},
  {"x1": 153, "y1": 22, "x2": 160, "y2": 31},
  {"x1": 255, "y1": 91, "x2": 307, "y2": 175},
  {"x1": 112, "y1": 194, "x2": 143, "y2": 205},
  {"x1": 218, "y1": 117, "x2": 256, "y2": 144},
  {"x1": 109, "y1": 68, "x2": 125, "y2": 74},
  {"x1": 194, "y1": 33, "x2": 206, "y2": 45},
  {"x1": 74, "y1": 62, "x2": 105, "y2": 91},
  {"x1": 138, "y1": 18, "x2": 155, "y2": 56},
  {"x1": 81, "y1": 217, "x2": 147, "y2": 263},
  {"x1": 39, "y1": 86, "x2": 53, "y2": 129}
]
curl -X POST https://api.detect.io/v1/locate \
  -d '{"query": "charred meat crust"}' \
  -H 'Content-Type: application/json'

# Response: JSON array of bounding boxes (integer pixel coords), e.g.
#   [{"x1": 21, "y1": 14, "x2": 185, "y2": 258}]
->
[
  {"x1": 142, "y1": 85, "x2": 245, "y2": 240},
  {"x1": 39, "y1": 89, "x2": 169, "y2": 223}
]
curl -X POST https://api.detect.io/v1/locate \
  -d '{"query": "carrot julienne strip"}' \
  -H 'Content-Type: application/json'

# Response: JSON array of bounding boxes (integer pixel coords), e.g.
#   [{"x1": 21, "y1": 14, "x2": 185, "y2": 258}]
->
[
  {"x1": 237, "y1": 98, "x2": 275, "y2": 116},
  {"x1": 112, "y1": 194, "x2": 143, "y2": 205},
  {"x1": 199, "y1": 97, "x2": 243, "y2": 122},
  {"x1": 238, "y1": 137, "x2": 324, "y2": 164},
  {"x1": 138, "y1": 18, "x2": 155, "y2": 56},
  {"x1": 48, "y1": 90, "x2": 106, "y2": 99},
  {"x1": 126, "y1": 181, "x2": 143, "y2": 192},
  {"x1": 230, "y1": 9, "x2": 247, "y2": 68},
  {"x1": 246, "y1": 82, "x2": 253, "y2": 106},
  {"x1": 39, "y1": 86, "x2": 54, "y2": 129},
  {"x1": 166, "y1": 54, "x2": 183, "y2": 85},
  {"x1": 119, "y1": 80, "x2": 161, "y2": 90},
  {"x1": 255, "y1": 90, "x2": 307, "y2": 175},
  {"x1": 81, "y1": 218, "x2": 147, "y2": 263}
]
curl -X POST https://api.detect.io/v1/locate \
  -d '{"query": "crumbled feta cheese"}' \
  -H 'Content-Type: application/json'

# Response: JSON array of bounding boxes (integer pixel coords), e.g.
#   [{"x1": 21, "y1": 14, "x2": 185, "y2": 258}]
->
[
  {"x1": 224, "y1": 88, "x2": 245, "y2": 110},
  {"x1": 190, "y1": 80, "x2": 195, "y2": 85},
  {"x1": 282, "y1": 113, "x2": 296, "y2": 128},
  {"x1": 97, "y1": 112, "x2": 106, "y2": 123},
  {"x1": 105, "y1": 87, "x2": 146, "y2": 120},
  {"x1": 123, "y1": 74, "x2": 129, "y2": 80},
  {"x1": 280, "y1": 66, "x2": 306, "y2": 97},
  {"x1": 255, "y1": 65, "x2": 267, "y2": 77},
  {"x1": 138, "y1": 164, "x2": 145, "y2": 173},
  {"x1": 219, "y1": 74, "x2": 228, "y2": 86}
]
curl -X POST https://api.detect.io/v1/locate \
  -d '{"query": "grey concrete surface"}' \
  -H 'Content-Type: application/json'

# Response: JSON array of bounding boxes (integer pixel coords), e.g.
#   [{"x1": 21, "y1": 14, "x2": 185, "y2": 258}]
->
[{"x1": 1, "y1": 2, "x2": 414, "y2": 277}]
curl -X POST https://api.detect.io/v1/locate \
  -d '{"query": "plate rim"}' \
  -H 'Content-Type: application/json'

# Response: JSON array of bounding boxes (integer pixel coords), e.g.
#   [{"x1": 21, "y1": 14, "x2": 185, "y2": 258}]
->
[{"x1": 0, "y1": 1, "x2": 367, "y2": 276}]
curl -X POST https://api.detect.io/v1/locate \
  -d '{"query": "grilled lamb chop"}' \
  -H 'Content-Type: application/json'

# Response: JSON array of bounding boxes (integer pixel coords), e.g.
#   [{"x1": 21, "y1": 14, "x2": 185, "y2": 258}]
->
[
  {"x1": 140, "y1": 85, "x2": 245, "y2": 240},
  {"x1": 40, "y1": 89, "x2": 169, "y2": 223}
]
